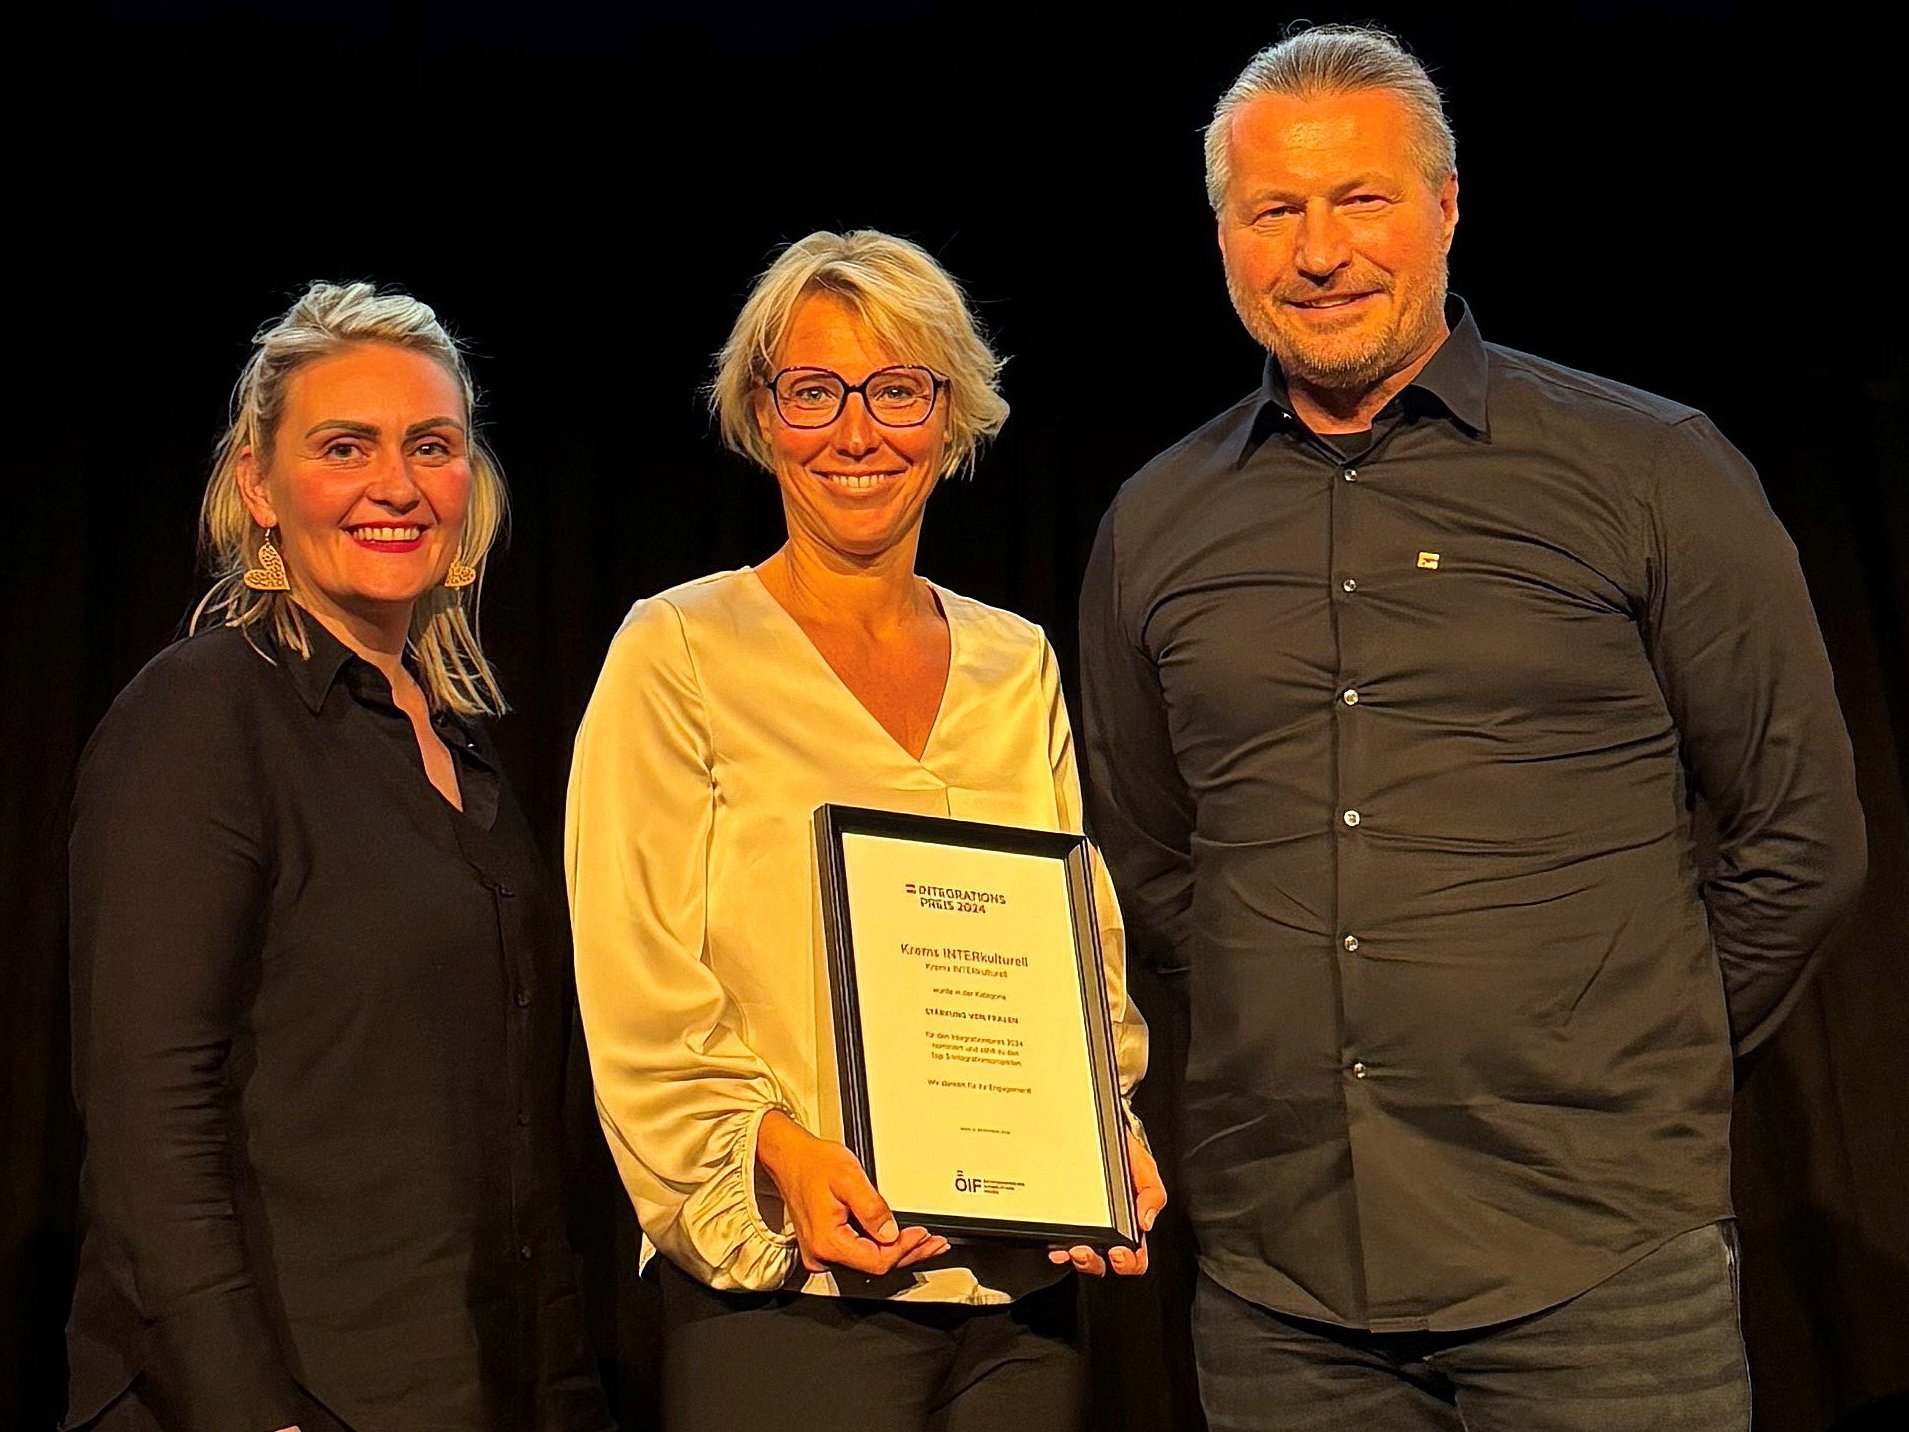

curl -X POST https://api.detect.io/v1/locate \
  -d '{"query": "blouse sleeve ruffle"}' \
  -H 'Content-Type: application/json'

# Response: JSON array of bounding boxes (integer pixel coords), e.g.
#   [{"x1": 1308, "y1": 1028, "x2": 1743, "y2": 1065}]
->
[{"x1": 642, "y1": 1102, "x2": 800, "y2": 1292}]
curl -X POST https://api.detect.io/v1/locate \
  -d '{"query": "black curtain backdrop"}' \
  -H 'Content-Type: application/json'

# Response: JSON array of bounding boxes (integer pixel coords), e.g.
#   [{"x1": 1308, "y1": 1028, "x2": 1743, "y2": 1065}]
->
[{"x1": 6, "y1": 4, "x2": 1906, "y2": 1428}]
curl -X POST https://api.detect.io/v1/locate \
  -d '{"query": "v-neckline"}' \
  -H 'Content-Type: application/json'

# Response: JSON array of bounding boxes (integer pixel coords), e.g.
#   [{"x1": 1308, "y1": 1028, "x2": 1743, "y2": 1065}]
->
[{"x1": 744, "y1": 566, "x2": 958, "y2": 767}]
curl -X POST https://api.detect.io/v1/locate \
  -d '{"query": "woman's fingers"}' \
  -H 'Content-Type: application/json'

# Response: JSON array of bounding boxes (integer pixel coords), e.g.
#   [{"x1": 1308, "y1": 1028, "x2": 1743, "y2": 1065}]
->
[
  {"x1": 814, "y1": 1219, "x2": 943, "y2": 1275},
  {"x1": 1043, "y1": 1238, "x2": 1150, "y2": 1278},
  {"x1": 1053, "y1": 1243, "x2": 1108, "y2": 1276},
  {"x1": 806, "y1": 1207, "x2": 887, "y2": 1274},
  {"x1": 837, "y1": 1168, "x2": 901, "y2": 1246},
  {"x1": 760, "y1": 1120, "x2": 955, "y2": 1275},
  {"x1": 1044, "y1": 1238, "x2": 1154, "y2": 1277},
  {"x1": 1129, "y1": 1130, "x2": 1167, "y2": 1234},
  {"x1": 895, "y1": 1227, "x2": 951, "y2": 1268},
  {"x1": 814, "y1": 1229, "x2": 891, "y2": 1274},
  {"x1": 1048, "y1": 1133, "x2": 1164, "y2": 1277}
]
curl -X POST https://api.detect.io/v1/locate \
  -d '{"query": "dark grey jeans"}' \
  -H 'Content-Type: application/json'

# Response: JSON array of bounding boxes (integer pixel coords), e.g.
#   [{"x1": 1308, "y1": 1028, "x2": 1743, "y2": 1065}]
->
[{"x1": 1193, "y1": 1221, "x2": 1751, "y2": 1432}]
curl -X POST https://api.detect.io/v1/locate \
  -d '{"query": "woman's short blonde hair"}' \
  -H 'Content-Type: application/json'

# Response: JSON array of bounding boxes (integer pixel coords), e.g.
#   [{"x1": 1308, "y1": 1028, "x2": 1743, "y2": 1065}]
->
[
  {"x1": 193, "y1": 281, "x2": 509, "y2": 717},
  {"x1": 710, "y1": 230, "x2": 1009, "y2": 479}
]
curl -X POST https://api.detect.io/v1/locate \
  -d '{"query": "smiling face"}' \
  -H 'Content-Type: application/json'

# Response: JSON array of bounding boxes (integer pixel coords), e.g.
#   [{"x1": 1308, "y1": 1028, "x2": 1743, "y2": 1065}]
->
[
  {"x1": 757, "y1": 292, "x2": 949, "y2": 566},
  {"x1": 1218, "y1": 87, "x2": 1459, "y2": 397},
  {"x1": 238, "y1": 342, "x2": 472, "y2": 644}
]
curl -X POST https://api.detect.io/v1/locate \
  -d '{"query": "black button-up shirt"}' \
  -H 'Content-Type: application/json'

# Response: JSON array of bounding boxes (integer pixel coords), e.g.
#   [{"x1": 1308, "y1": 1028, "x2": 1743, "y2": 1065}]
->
[
  {"x1": 1079, "y1": 301, "x2": 1865, "y2": 1332},
  {"x1": 67, "y1": 621, "x2": 611, "y2": 1431}
]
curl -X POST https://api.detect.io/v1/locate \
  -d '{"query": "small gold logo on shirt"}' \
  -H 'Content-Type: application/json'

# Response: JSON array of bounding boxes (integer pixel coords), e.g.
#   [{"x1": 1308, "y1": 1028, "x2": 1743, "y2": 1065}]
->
[{"x1": 1417, "y1": 551, "x2": 1441, "y2": 570}]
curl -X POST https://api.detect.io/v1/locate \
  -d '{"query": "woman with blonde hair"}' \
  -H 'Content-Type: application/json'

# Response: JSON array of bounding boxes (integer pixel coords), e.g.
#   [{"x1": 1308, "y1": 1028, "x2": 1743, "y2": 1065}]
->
[
  {"x1": 64, "y1": 282, "x2": 612, "y2": 1432},
  {"x1": 567, "y1": 230, "x2": 1164, "y2": 1431}
]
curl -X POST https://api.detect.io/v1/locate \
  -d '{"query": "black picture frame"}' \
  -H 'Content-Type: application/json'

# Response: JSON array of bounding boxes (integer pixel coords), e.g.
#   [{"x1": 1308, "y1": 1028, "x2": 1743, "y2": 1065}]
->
[{"x1": 813, "y1": 803, "x2": 1139, "y2": 1251}]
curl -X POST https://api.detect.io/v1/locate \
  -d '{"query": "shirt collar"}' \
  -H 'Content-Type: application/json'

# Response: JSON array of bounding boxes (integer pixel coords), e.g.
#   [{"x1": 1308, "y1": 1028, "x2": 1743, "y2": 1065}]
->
[
  {"x1": 1412, "y1": 296, "x2": 1490, "y2": 433},
  {"x1": 276, "y1": 614, "x2": 362, "y2": 715},
  {"x1": 273, "y1": 612, "x2": 494, "y2": 764},
  {"x1": 1242, "y1": 294, "x2": 1490, "y2": 463}
]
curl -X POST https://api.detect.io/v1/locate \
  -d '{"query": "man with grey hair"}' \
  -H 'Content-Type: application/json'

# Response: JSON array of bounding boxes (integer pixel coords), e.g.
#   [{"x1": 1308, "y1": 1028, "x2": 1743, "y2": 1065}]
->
[{"x1": 1080, "y1": 23, "x2": 1865, "y2": 1430}]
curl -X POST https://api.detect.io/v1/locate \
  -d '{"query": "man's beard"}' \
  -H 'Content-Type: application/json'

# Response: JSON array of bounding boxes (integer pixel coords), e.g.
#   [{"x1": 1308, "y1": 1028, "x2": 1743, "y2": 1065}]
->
[{"x1": 1227, "y1": 258, "x2": 1448, "y2": 395}]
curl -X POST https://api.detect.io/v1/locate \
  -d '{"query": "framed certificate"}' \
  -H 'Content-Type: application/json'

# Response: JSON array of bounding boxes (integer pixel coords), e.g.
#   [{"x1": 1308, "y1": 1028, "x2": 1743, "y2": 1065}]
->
[{"x1": 813, "y1": 804, "x2": 1138, "y2": 1251}]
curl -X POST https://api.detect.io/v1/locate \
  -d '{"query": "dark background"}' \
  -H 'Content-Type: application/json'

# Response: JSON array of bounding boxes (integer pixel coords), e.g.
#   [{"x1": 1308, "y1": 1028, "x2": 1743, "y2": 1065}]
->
[{"x1": 5, "y1": 2, "x2": 1906, "y2": 1428}]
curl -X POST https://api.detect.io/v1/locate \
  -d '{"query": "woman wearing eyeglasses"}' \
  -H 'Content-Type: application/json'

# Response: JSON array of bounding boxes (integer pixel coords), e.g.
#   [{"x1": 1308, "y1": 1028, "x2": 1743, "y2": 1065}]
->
[{"x1": 565, "y1": 230, "x2": 1164, "y2": 1432}]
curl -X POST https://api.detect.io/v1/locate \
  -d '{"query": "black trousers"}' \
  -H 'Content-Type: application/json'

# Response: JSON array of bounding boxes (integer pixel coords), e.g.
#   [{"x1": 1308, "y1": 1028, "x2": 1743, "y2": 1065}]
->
[
  {"x1": 654, "y1": 1258, "x2": 1085, "y2": 1432},
  {"x1": 76, "y1": 1381, "x2": 353, "y2": 1432},
  {"x1": 1193, "y1": 1221, "x2": 1752, "y2": 1432}
]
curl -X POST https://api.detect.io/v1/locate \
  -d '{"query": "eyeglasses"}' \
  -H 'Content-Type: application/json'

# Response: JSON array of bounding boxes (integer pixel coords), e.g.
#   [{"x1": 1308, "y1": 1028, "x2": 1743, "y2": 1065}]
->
[{"x1": 764, "y1": 365, "x2": 946, "y2": 429}]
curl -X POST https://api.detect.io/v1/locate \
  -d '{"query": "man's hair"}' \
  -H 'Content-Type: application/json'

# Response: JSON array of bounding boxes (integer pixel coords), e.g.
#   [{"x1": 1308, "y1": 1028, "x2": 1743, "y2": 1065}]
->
[
  {"x1": 1204, "y1": 24, "x2": 1456, "y2": 211},
  {"x1": 710, "y1": 229, "x2": 1009, "y2": 481}
]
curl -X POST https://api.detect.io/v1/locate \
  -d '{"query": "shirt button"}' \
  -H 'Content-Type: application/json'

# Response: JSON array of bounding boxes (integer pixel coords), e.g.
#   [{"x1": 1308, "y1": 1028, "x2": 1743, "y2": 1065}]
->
[
  {"x1": 1343, "y1": 810, "x2": 1361, "y2": 827},
  {"x1": 519, "y1": 1243, "x2": 534, "y2": 1262},
  {"x1": 1341, "y1": 577, "x2": 1357, "y2": 593},
  {"x1": 515, "y1": 989, "x2": 532, "y2": 1008},
  {"x1": 1341, "y1": 689, "x2": 1359, "y2": 706},
  {"x1": 517, "y1": 1110, "x2": 532, "y2": 1127},
  {"x1": 1342, "y1": 934, "x2": 1360, "y2": 952},
  {"x1": 1351, "y1": 1061, "x2": 1368, "y2": 1079},
  {"x1": 1343, "y1": 468, "x2": 1358, "y2": 481}
]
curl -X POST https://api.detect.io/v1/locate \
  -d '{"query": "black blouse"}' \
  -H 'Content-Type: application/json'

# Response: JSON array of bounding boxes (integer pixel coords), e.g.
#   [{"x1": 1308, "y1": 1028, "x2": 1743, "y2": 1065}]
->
[{"x1": 65, "y1": 620, "x2": 613, "y2": 1432}]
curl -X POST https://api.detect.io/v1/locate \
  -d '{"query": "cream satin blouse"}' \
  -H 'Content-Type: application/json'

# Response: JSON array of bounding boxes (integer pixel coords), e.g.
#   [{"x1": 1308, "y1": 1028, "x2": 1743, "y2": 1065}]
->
[{"x1": 566, "y1": 568, "x2": 1147, "y2": 1304}]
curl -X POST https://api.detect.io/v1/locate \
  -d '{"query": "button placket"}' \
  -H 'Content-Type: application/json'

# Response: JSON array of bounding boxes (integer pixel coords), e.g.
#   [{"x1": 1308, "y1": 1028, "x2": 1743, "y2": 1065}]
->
[
  {"x1": 1334, "y1": 674, "x2": 1366, "y2": 954},
  {"x1": 1328, "y1": 438, "x2": 1380, "y2": 1156}
]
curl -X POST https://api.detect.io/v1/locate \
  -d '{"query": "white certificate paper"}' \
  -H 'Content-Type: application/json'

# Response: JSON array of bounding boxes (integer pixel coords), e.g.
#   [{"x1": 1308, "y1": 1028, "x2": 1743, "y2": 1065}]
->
[{"x1": 837, "y1": 830, "x2": 1115, "y2": 1230}]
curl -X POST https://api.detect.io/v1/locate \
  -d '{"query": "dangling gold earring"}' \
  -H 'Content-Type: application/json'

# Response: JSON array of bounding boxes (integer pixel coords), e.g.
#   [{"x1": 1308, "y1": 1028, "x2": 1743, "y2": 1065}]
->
[
  {"x1": 242, "y1": 528, "x2": 291, "y2": 591},
  {"x1": 444, "y1": 554, "x2": 477, "y2": 590}
]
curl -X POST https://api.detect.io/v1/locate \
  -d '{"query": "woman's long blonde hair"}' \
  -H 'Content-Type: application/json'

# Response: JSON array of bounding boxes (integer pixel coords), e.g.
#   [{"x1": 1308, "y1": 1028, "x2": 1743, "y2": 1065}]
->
[{"x1": 193, "y1": 281, "x2": 508, "y2": 716}]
